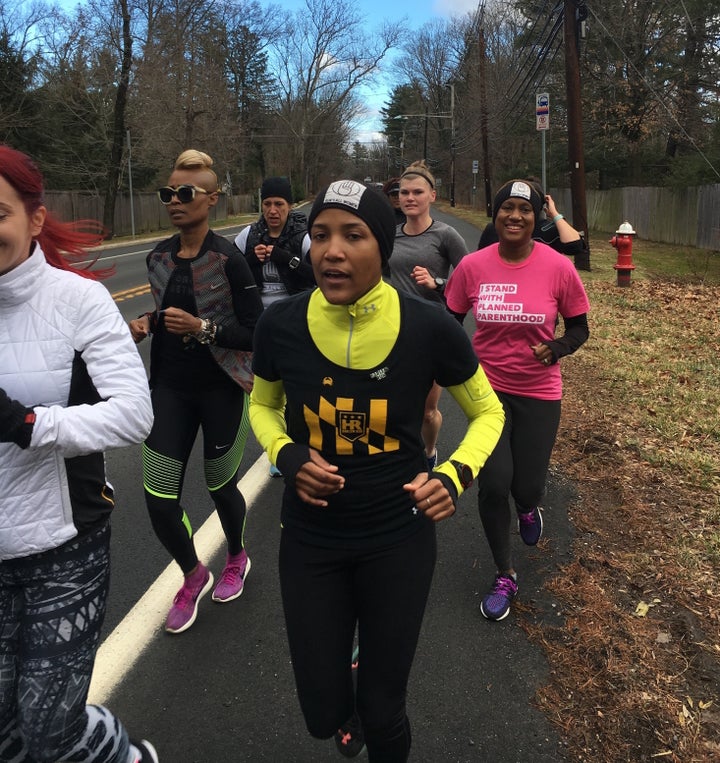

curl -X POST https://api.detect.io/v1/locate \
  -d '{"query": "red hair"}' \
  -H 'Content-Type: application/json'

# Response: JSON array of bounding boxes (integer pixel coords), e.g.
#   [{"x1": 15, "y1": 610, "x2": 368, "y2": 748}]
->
[{"x1": 0, "y1": 144, "x2": 112, "y2": 280}]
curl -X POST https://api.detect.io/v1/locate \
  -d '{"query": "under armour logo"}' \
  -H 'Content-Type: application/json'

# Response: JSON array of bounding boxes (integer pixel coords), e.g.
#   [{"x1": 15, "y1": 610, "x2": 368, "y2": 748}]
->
[{"x1": 362, "y1": 303, "x2": 377, "y2": 313}]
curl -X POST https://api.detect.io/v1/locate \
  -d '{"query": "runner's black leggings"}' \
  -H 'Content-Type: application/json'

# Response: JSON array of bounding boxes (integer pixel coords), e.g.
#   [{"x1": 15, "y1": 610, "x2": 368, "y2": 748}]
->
[
  {"x1": 142, "y1": 381, "x2": 250, "y2": 573},
  {"x1": 477, "y1": 391, "x2": 561, "y2": 572},
  {"x1": 279, "y1": 521, "x2": 436, "y2": 763}
]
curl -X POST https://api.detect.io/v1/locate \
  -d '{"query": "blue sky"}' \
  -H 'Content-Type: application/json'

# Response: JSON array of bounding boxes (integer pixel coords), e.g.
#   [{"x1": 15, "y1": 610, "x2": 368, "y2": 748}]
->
[{"x1": 292, "y1": 0, "x2": 482, "y2": 141}]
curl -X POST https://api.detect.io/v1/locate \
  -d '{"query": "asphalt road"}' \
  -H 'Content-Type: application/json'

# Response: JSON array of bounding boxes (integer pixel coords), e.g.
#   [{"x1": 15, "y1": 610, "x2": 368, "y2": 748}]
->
[{"x1": 91, "y1": 208, "x2": 573, "y2": 762}]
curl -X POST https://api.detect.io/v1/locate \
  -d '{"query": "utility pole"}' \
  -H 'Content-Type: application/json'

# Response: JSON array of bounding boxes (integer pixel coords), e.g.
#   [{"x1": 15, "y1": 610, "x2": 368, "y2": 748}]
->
[
  {"x1": 126, "y1": 130, "x2": 135, "y2": 238},
  {"x1": 564, "y1": 0, "x2": 591, "y2": 269},
  {"x1": 423, "y1": 105, "x2": 429, "y2": 163},
  {"x1": 478, "y1": 9, "x2": 492, "y2": 216},
  {"x1": 449, "y1": 82, "x2": 456, "y2": 207}
]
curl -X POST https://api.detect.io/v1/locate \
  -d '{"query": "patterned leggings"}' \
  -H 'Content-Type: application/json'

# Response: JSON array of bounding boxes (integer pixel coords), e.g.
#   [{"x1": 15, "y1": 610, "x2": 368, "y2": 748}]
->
[{"x1": 0, "y1": 524, "x2": 133, "y2": 763}]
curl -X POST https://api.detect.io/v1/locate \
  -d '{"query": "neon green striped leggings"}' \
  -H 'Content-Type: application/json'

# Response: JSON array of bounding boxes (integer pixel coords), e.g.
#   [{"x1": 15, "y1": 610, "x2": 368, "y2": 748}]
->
[{"x1": 142, "y1": 382, "x2": 250, "y2": 573}]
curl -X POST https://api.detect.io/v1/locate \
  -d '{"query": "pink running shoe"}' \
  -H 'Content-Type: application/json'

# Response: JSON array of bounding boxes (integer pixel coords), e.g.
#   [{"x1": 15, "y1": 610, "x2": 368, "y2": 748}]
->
[
  {"x1": 212, "y1": 550, "x2": 251, "y2": 603},
  {"x1": 131, "y1": 739, "x2": 159, "y2": 763},
  {"x1": 165, "y1": 563, "x2": 213, "y2": 634}
]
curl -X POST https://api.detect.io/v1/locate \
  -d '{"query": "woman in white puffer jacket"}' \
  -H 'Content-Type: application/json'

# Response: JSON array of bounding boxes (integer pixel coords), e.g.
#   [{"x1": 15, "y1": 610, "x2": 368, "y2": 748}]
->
[{"x1": 0, "y1": 145, "x2": 157, "y2": 763}]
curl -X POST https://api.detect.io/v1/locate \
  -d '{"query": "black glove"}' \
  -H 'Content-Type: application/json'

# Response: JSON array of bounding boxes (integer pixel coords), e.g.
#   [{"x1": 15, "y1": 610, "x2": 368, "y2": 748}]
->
[
  {"x1": 431, "y1": 471, "x2": 459, "y2": 509},
  {"x1": 275, "y1": 442, "x2": 312, "y2": 485},
  {"x1": 0, "y1": 388, "x2": 35, "y2": 449}
]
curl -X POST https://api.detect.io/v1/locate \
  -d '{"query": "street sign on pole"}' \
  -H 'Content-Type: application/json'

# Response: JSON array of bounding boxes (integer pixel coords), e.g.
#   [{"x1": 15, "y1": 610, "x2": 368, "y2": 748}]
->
[
  {"x1": 536, "y1": 93, "x2": 549, "y2": 192},
  {"x1": 536, "y1": 93, "x2": 550, "y2": 131}
]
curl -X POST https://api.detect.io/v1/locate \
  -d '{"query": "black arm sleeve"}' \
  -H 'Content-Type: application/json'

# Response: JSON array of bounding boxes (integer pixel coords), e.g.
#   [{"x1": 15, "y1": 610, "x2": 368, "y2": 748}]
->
[
  {"x1": 546, "y1": 313, "x2": 589, "y2": 361},
  {"x1": 448, "y1": 308, "x2": 467, "y2": 326},
  {"x1": 214, "y1": 253, "x2": 263, "y2": 349},
  {"x1": 271, "y1": 242, "x2": 316, "y2": 291},
  {"x1": 555, "y1": 238, "x2": 584, "y2": 257},
  {"x1": 271, "y1": 228, "x2": 316, "y2": 292},
  {"x1": 477, "y1": 223, "x2": 498, "y2": 250},
  {"x1": 0, "y1": 388, "x2": 34, "y2": 448}
]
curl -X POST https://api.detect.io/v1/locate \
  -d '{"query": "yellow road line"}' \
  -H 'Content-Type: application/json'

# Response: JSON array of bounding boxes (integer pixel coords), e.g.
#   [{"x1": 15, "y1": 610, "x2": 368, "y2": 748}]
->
[
  {"x1": 112, "y1": 285, "x2": 151, "y2": 302},
  {"x1": 87, "y1": 454, "x2": 270, "y2": 703}
]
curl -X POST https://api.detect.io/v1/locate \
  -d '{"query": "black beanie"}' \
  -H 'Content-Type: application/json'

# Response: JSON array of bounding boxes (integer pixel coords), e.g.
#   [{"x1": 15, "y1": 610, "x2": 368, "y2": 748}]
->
[
  {"x1": 492, "y1": 179, "x2": 543, "y2": 223},
  {"x1": 308, "y1": 180, "x2": 396, "y2": 263},
  {"x1": 261, "y1": 176, "x2": 293, "y2": 203}
]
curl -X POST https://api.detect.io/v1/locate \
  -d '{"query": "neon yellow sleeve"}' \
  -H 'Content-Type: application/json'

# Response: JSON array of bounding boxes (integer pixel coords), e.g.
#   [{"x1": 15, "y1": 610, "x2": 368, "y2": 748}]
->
[
  {"x1": 433, "y1": 365, "x2": 505, "y2": 496},
  {"x1": 248, "y1": 375, "x2": 293, "y2": 465}
]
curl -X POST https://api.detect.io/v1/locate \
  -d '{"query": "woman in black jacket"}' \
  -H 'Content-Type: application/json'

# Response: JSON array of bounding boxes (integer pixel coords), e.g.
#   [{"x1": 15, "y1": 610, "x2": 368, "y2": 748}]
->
[
  {"x1": 477, "y1": 178, "x2": 587, "y2": 263},
  {"x1": 234, "y1": 177, "x2": 315, "y2": 308},
  {"x1": 129, "y1": 149, "x2": 263, "y2": 635}
]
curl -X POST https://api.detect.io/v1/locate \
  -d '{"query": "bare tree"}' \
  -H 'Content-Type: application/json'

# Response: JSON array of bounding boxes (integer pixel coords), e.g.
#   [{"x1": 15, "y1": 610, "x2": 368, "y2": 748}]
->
[
  {"x1": 216, "y1": 0, "x2": 284, "y2": 189},
  {"x1": 0, "y1": 2, "x2": 51, "y2": 148},
  {"x1": 268, "y1": 0, "x2": 403, "y2": 192},
  {"x1": 25, "y1": 5, "x2": 123, "y2": 191},
  {"x1": 128, "y1": 0, "x2": 277, "y2": 190},
  {"x1": 102, "y1": 0, "x2": 133, "y2": 237},
  {"x1": 392, "y1": 17, "x2": 465, "y2": 190}
]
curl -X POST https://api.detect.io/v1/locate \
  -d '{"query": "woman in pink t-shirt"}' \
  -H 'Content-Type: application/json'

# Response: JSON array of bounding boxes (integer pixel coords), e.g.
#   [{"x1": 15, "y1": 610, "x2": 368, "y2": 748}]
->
[{"x1": 445, "y1": 179, "x2": 590, "y2": 621}]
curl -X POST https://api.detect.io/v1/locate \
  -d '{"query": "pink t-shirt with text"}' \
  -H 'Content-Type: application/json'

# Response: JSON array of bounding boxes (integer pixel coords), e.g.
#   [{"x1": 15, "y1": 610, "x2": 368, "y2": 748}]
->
[{"x1": 445, "y1": 242, "x2": 590, "y2": 400}]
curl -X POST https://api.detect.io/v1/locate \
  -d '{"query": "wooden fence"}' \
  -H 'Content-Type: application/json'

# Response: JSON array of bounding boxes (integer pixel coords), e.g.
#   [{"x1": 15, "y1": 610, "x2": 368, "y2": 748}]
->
[
  {"x1": 549, "y1": 185, "x2": 720, "y2": 250},
  {"x1": 45, "y1": 184, "x2": 720, "y2": 251},
  {"x1": 43, "y1": 191, "x2": 256, "y2": 238}
]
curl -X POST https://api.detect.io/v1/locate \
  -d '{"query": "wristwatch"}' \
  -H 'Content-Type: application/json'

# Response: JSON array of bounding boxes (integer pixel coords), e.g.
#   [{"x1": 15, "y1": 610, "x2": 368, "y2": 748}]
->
[
  {"x1": 450, "y1": 460, "x2": 473, "y2": 489},
  {"x1": 434, "y1": 277, "x2": 447, "y2": 291},
  {"x1": 288, "y1": 255, "x2": 301, "y2": 270}
]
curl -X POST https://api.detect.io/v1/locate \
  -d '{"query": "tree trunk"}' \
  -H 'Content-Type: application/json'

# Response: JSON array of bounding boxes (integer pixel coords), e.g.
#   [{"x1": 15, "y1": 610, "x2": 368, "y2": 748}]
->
[{"x1": 102, "y1": 0, "x2": 132, "y2": 239}]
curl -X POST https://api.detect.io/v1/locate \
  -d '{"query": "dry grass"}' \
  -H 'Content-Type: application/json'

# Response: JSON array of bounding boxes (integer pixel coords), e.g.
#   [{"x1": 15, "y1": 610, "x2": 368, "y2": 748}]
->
[{"x1": 441, "y1": 203, "x2": 720, "y2": 762}]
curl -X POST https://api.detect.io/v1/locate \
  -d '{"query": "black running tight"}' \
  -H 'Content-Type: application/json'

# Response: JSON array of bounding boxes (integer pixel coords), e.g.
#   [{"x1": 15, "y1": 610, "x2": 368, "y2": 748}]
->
[
  {"x1": 142, "y1": 381, "x2": 250, "y2": 573},
  {"x1": 477, "y1": 391, "x2": 561, "y2": 571},
  {"x1": 279, "y1": 521, "x2": 436, "y2": 763}
]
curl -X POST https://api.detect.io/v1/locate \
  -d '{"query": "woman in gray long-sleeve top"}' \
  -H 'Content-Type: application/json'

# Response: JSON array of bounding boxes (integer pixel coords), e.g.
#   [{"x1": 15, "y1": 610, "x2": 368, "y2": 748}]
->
[{"x1": 389, "y1": 160, "x2": 468, "y2": 472}]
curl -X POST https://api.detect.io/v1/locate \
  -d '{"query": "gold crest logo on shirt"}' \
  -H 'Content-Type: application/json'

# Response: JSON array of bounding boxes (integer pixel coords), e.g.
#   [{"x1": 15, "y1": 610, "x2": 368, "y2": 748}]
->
[
  {"x1": 304, "y1": 396, "x2": 399, "y2": 454},
  {"x1": 337, "y1": 411, "x2": 367, "y2": 442}
]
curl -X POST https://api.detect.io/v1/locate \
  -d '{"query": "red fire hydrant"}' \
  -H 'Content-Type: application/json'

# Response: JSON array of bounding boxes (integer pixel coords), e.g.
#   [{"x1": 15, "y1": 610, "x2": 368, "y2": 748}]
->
[{"x1": 610, "y1": 221, "x2": 636, "y2": 287}]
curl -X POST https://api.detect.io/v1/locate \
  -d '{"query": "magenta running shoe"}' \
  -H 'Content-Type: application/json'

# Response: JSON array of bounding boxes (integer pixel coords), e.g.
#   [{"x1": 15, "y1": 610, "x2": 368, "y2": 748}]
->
[
  {"x1": 165, "y1": 563, "x2": 213, "y2": 634},
  {"x1": 212, "y1": 550, "x2": 251, "y2": 603}
]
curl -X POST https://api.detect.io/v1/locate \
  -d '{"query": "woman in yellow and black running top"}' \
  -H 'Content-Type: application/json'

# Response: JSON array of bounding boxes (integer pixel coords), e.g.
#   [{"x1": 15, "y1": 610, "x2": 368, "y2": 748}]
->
[{"x1": 249, "y1": 180, "x2": 504, "y2": 762}]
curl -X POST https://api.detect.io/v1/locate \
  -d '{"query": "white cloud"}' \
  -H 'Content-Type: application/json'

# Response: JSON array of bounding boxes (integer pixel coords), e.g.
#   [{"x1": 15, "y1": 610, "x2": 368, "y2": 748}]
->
[{"x1": 433, "y1": 0, "x2": 482, "y2": 16}]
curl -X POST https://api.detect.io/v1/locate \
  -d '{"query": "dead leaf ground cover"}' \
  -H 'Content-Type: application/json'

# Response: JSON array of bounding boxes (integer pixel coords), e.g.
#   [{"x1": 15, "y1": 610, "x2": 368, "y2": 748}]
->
[{"x1": 442, "y1": 204, "x2": 720, "y2": 762}]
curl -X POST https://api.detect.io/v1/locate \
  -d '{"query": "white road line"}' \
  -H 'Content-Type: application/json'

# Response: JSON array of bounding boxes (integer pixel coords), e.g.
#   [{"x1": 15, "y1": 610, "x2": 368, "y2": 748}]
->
[{"x1": 88, "y1": 454, "x2": 270, "y2": 704}]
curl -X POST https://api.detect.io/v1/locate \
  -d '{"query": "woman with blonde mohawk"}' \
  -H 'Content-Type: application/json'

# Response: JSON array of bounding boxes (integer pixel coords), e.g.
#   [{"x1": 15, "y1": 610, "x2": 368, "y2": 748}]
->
[{"x1": 130, "y1": 150, "x2": 263, "y2": 634}]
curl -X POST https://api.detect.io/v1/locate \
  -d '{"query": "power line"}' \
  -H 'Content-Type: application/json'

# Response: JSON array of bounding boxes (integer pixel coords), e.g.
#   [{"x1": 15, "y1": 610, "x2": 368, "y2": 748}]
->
[
  {"x1": 503, "y1": 0, "x2": 560, "y2": 99},
  {"x1": 508, "y1": 14, "x2": 564, "y2": 110},
  {"x1": 496, "y1": 2, "x2": 565, "y2": 124}
]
